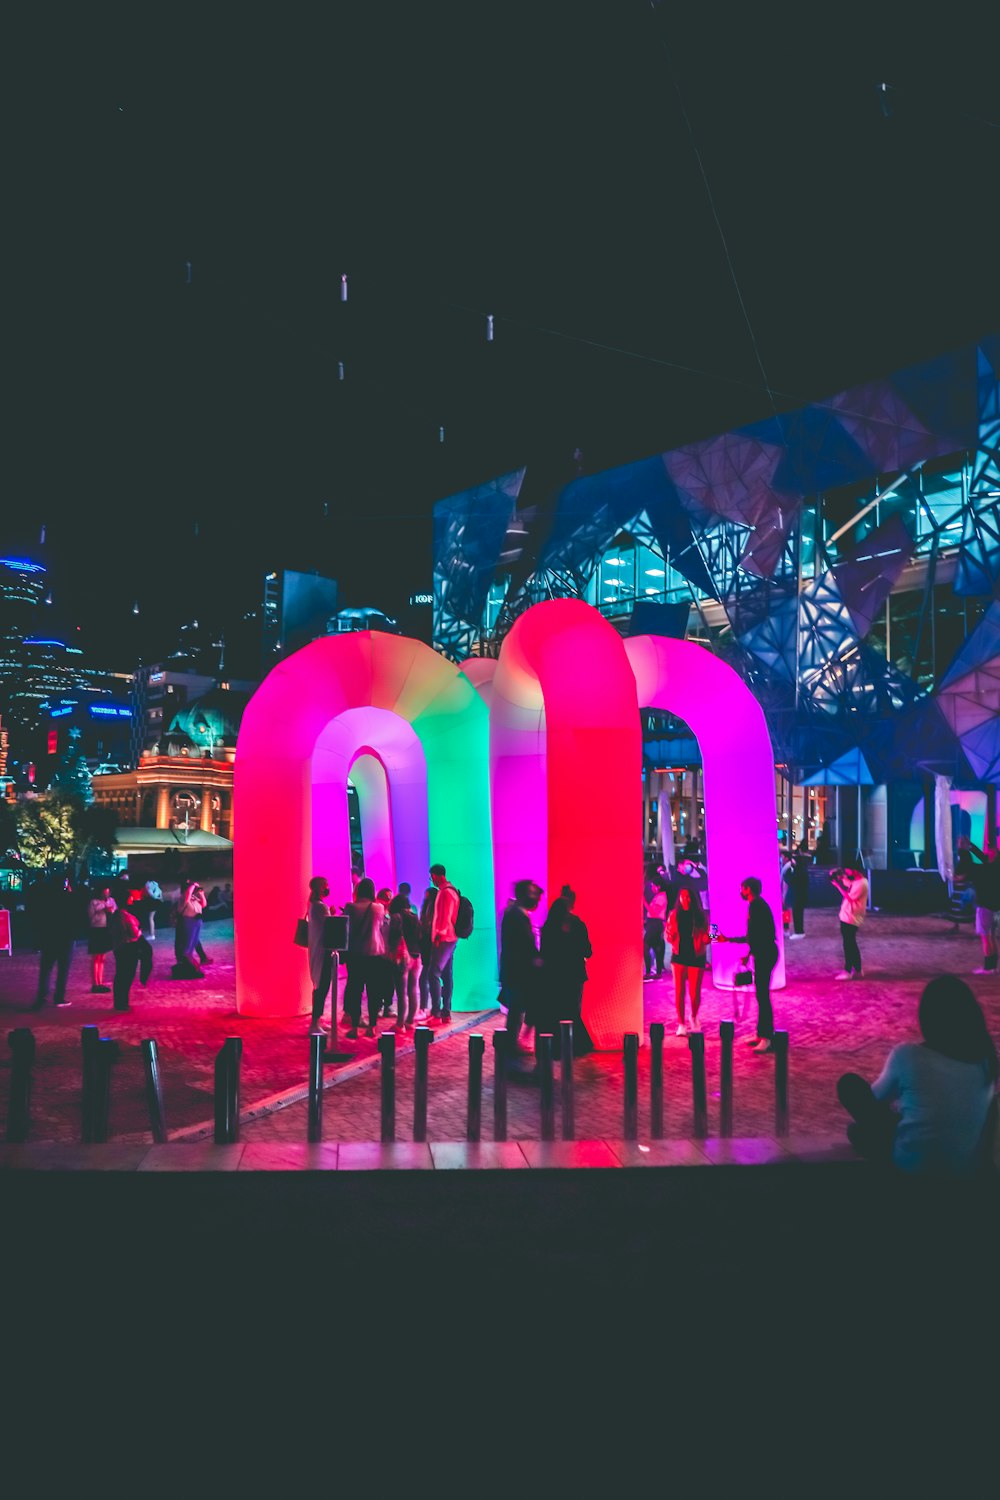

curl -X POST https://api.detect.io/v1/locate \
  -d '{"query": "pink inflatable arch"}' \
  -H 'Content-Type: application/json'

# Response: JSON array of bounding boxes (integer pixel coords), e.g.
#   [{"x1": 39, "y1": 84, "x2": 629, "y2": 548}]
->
[
  {"x1": 624, "y1": 635, "x2": 784, "y2": 992},
  {"x1": 491, "y1": 600, "x2": 644, "y2": 1048},
  {"x1": 234, "y1": 632, "x2": 495, "y2": 1018}
]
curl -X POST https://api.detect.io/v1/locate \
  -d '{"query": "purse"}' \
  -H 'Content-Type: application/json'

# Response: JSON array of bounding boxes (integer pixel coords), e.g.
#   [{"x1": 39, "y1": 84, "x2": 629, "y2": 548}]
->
[{"x1": 293, "y1": 902, "x2": 310, "y2": 948}]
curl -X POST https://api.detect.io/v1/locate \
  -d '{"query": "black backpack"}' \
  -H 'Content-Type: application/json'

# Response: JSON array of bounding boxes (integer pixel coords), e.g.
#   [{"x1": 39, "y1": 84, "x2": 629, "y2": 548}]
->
[{"x1": 455, "y1": 890, "x2": 474, "y2": 939}]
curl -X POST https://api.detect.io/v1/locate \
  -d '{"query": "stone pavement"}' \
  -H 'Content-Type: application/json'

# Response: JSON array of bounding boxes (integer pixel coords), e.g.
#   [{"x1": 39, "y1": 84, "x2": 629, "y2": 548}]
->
[{"x1": 1, "y1": 909, "x2": 998, "y2": 1156}]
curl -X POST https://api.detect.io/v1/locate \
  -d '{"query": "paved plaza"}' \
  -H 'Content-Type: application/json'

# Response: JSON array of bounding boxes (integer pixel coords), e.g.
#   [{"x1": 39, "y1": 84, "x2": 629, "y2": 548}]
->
[{"x1": 2, "y1": 907, "x2": 998, "y2": 1160}]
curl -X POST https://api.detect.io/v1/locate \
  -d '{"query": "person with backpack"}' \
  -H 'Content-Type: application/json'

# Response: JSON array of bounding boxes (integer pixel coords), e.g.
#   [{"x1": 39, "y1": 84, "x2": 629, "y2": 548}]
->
[{"x1": 427, "y1": 862, "x2": 460, "y2": 1024}]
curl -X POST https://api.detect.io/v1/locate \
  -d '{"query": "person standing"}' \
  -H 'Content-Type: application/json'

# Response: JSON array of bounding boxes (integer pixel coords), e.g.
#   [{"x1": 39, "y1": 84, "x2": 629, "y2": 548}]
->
[
  {"x1": 642, "y1": 867, "x2": 668, "y2": 980},
  {"x1": 341, "y1": 877, "x2": 387, "y2": 1039},
  {"x1": 716, "y1": 876, "x2": 778, "y2": 1052},
  {"x1": 500, "y1": 880, "x2": 544, "y2": 1065},
  {"x1": 174, "y1": 878, "x2": 207, "y2": 977},
  {"x1": 387, "y1": 893, "x2": 422, "y2": 1034},
  {"x1": 30, "y1": 875, "x2": 78, "y2": 1010},
  {"x1": 539, "y1": 885, "x2": 594, "y2": 1055},
  {"x1": 966, "y1": 841, "x2": 1000, "y2": 974},
  {"x1": 87, "y1": 884, "x2": 116, "y2": 994},
  {"x1": 665, "y1": 886, "x2": 710, "y2": 1035},
  {"x1": 831, "y1": 863, "x2": 868, "y2": 979},
  {"x1": 788, "y1": 841, "x2": 811, "y2": 938},
  {"x1": 417, "y1": 884, "x2": 436, "y2": 1020},
  {"x1": 427, "y1": 862, "x2": 459, "y2": 1024},
  {"x1": 110, "y1": 900, "x2": 143, "y2": 1012},
  {"x1": 306, "y1": 875, "x2": 336, "y2": 1031}
]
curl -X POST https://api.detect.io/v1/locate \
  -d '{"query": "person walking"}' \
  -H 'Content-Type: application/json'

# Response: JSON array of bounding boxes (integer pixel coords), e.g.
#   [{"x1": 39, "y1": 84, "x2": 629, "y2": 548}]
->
[
  {"x1": 87, "y1": 884, "x2": 116, "y2": 994},
  {"x1": 831, "y1": 862, "x2": 868, "y2": 979},
  {"x1": 966, "y1": 841, "x2": 1000, "y2": 974},
  {"x1": 341, "y1": 877, "x2": 387, "y2": 1039},
  {"x1": 539, "y1": 885, "x2": 594, "y2": 1055},
  {"x1": 30, "y1": 875, "x2": 78, "y2": 1010},
  {"x1": 837, "y1": 975, "x2": 997, "y2": 1174},
  {"x1": 426, "y1": 862, "x2": 459, "y2": 1024},
  {"x1": 716, "y1": 876, "x2": 778, "y2": 1052},
  {"x1": 665, "y1": 886, "x2": 710, "y2": 1035}
]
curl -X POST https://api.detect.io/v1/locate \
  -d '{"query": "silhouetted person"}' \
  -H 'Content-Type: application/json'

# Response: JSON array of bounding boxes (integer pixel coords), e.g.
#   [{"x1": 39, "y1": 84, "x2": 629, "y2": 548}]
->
[
  {"x1": 31, "y1": 875, "x2": 77, "y2": 1010},
  {"x1": 837, "y1": 975, "x2": 998, "y2": 1174},
  {"x1": 832, "y1": 863, "x2": 868, "y2": 979},
  {"x1": 500, "y1": 879, "x2": 543, "y2": 1073},
  {"x1": 110, "y1": 901, "x2": 144, "y2": 1011},
  {"x1": 539, "y1": 885, "x2": 594, "y2": 1056},
  {"x1": 716, "y1": 876, "x2": 778, "y2": 1053}
]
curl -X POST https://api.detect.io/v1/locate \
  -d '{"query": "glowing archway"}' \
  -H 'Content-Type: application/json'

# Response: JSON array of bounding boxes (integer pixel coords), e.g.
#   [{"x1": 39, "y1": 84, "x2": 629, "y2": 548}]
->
[
  {"x1": 235, "y1": 632, "x2": 495, "y2": 1017},
  {"x1": 491, "y1": 600, "x2": 644, "y2": 1048},
  {"x1": 624, "y1": 635, "x2": 785, "y2": 991}
]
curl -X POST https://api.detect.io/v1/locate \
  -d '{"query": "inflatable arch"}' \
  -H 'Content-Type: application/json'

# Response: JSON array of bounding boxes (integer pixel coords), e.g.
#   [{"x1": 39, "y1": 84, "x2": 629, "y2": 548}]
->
[
  {"x1": 234, "y1": 632, "x2": 496, "y2": 1018},
  {"x1": 488, "y1": 601, "x2": 783, "y2": 1048}
]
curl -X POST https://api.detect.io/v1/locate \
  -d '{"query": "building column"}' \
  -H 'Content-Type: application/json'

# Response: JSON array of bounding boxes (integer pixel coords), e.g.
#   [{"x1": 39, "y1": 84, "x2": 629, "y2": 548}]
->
[
  {"x1": 200, "y1": 788, "x2": 213, "y2": 833},
  {"x1": 156, "y1": 786, "x2": 170, "y2": 829}
]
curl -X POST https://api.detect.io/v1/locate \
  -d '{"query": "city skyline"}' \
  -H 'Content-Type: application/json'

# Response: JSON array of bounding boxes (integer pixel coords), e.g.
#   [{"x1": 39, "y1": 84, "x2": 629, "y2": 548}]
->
[{"x1": 7, "y1": 6, "x2": 999, "y2": 673}]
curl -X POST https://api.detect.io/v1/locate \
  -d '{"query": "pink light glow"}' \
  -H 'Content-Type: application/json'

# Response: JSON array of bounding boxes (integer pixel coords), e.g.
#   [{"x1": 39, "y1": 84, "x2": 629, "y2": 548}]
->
[
  {"x1": 625, "y1": 635, "x2": 784, "y2": 990},
  {"x1": 491, "y1": 600, "x2": 644, "y2": 1048}
]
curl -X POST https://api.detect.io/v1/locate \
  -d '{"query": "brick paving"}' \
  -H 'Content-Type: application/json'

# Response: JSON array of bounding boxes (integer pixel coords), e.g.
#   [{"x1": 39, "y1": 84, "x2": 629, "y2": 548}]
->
[{"x1": 1, "y1": 909, "x2": 998, "y2": 1154}]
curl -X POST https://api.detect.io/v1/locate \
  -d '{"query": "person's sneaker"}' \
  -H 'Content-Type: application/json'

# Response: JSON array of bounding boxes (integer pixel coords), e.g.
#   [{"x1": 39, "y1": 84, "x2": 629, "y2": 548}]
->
[
  {"x1": 54, "y1": 999, "x2": 72, "y2": 1008},
  {"x1": 675, "y1": 1022, "x2": 687, "y2": 1037},
  {"x1": 850, "y1": 971, "x2": 863, "y2": 980},
  {"x1": 751, "y1": 1038, "x2": 774, "y2": 1054},
  {"x1": 440, "y1": 1013, "x2": 452, "y2": 1024},
  {"x1": 746, "y1": 1035, "x2": 762, "y2": 1046},
  {"x1": 688, "y1": 1016, "x2": 701, "y2": 1033},
  {"x1": 199, "y1": 956, "x2": 214, "y2": 964},
  {"x1": 972, "y1": 967, "x2": 993, "y2": 975},
  {"x1": 96, "y1": 985, "x2": 111, "y2": 994},
  {"x1": 834, "y1": 971, "x2": 852, "y2": 980},
  {"x1": 788, "y1": 933, "x2": 806, "y2": 940}
]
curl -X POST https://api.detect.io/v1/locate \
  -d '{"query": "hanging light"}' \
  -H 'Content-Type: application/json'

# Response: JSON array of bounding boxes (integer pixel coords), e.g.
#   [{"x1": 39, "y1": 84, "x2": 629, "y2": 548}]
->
[
  {"x1": 45, "y1": 591, "x2": 53, "y2": 605},
  {"x1": 486, "y1": 314, "x2": 494, "y2": 342},
  {"x1": 439, "y1": 425, "x2": 445, "y2": 443},
  {"x1": 340, "y1": 274, "x2": 348, "y2": 303},
  {"x1": 40, "y1": 524, "x2": 46, "y2": 544},
  {"x1": 132, "y1": 600, "x2": 140, "y2": 615},
  {"x1": 338, "y1": 361, "x2": 345, "y2": 381}
]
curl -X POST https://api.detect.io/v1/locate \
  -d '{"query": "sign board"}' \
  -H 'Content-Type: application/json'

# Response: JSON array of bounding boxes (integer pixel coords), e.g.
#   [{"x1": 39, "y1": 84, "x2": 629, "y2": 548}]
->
[{"x1": 0, "y1": 907, "x2": 11, "y2": 956}]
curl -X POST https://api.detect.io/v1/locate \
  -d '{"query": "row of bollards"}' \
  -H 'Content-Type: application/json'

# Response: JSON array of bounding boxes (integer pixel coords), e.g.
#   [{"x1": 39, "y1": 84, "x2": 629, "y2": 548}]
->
[{"x1": 5, "y1": 1020, "x2": 788, "y2": 1147}]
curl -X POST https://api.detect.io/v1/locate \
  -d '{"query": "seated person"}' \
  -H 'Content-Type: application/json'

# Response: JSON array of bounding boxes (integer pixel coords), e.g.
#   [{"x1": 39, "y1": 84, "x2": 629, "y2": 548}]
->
[{"x1": 837, "y1": 975, "x2": 997, "y2": 1175}]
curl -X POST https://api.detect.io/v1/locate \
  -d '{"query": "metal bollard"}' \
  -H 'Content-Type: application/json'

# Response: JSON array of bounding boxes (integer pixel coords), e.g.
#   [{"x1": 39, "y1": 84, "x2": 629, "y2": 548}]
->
[
  {"x1": 307, "y1": 1031, "x2": 324, "y2": 1143},
  {"x1": 413, "y1": 1026, "x2": 432, "y2": 1142},
  {"x1": 689, "y1": 1032, "x2": 708, "y2": 1138},
  {"x1": 81, "y1": 1025, "x2": 100, "y2": 1143},
  {"x1": 90, "y1": 1038, "x2": 115, "y2": 1144},
  {"x1": 492, "y1": 1029, "x2": 509, "y2": 1141},
  {"x1": 719, "y1": 1021, "x2": 734, "y2": 1137},
  {"x1": 141, "y1": 1038, "x2": 168, "y2": 1144},
  {"x1": 537, "y1": 1034, "x2": 555, "y2": 1140},
  {"x1": 559, "y1": 1020, "x2": 575, "y2": 1140},
  {"x1": 773, "y1": 1030, "x2": 789, "y2": 1136},
  {"x1": 623, "y1": 1032, "x2": 639, "y2": 1140},
  {"x1": 214, "y1": 1037, "x2": 242, "y2": 1144},
  {"x1": 649, "y1": 1022, "x2": 664, "y2": 1139},
  {"x1": 6, "y1": 1028, "x2": 36, "y2": 1144},
  {"x1": 378, "y1": 1031, "x2": 396, "y2": 1143},
  {"x1": 466, "y1": 1033, "x2": 484, "y2": 1141}
]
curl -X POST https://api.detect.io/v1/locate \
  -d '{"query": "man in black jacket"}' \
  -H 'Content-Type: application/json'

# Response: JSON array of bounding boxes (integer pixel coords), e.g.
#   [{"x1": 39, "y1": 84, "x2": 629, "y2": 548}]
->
[{"x1": 500, "y1": 880, "x2": 543, "y2": 1062}]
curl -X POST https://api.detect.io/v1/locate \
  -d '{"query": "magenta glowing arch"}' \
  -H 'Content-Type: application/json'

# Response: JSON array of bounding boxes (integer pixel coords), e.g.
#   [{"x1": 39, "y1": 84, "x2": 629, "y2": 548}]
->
[
  {"x1": 490, "y1": 600, "x2": 644, "y2": 1049},
  {"x1": 624, "y1": 635, "x2": 784, "y2": 992},
  {"x1": 234, "y1": 632, "x2": 496, "y2": 1018}
]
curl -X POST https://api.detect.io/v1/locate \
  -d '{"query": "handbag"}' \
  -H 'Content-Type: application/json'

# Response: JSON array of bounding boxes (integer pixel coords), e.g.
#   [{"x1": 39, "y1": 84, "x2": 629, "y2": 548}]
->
[{"x1": 293, "y1": 902, "x2": 310, "y2": 948}]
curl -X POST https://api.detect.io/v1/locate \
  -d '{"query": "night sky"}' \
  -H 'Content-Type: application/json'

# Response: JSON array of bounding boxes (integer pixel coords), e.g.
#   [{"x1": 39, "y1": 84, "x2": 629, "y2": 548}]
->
[{"x1": 7, "y1": 2, "x2": 1000, "y2": 675}]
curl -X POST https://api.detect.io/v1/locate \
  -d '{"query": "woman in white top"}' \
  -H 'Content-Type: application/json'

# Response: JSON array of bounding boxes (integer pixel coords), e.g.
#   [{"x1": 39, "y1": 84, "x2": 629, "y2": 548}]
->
[
  {"x1": 87, "y1": 886, "x2": 117, "y2": 993},
  {"x1": 838, "y1": 975, "x2": 998, "y2": 1175}
]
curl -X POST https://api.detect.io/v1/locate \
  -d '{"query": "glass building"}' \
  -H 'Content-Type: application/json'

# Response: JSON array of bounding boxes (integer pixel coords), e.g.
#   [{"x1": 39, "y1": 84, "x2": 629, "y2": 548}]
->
[{"x1": 432, "y1": 337, "x2": 1000, "y2": 873}]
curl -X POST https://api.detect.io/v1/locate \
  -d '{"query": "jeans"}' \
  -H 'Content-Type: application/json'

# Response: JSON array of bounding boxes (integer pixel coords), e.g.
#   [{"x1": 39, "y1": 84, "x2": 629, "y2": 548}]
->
[
  {"x1": 837, "y1": 1072, "x2": 896, "y2": 1160},
  {"x1": 35, "y1": 943, "x2": 73, "y2": 1006},
  {"x1": 643, "y1": 918, "x2": 665, "y2": 975},
  {"x1": 792, "y1": 900, "x2": 805, "y2": 935},
  {"x1": 840, "y1": 921, "x2": 862, "y2": 974},
  {"x1": 428, "y1": 942, "x2": 456, "y2": 1017},
  {"x1": 395, "y1": 954, "x2": 421, "y2": 1025},
  {"x1": 312, "y1": 950, "x2": 334, "y2": 1023},
  {"x1": 752, "y1": 949, "x2": 776, "y2": 1040}
]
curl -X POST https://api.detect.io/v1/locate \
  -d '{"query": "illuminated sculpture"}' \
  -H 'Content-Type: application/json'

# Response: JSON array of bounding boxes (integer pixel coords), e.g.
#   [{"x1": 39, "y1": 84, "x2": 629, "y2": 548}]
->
[
  {"x1": 235, "y1": 602, "x2": 782, "y2": 1037},
  {"x1": 235, "y1": 632, "x2": 495, "y2": 1017}
]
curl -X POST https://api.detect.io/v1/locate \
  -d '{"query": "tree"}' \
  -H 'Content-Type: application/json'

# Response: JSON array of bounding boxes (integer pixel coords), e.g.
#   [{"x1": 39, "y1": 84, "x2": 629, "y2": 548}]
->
[
  {"x1": 16, "y1": 795, "x2": 80, "y2": 870},
  {"x1": 49, "y1": 727, "x2": 93, "y2": 805}
]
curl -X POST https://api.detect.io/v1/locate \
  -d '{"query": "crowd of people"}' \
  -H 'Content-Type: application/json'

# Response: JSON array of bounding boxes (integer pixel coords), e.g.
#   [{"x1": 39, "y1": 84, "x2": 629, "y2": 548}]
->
[{"x1": 26, "y1": 871, "x2": 232, "y2": 1012}]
